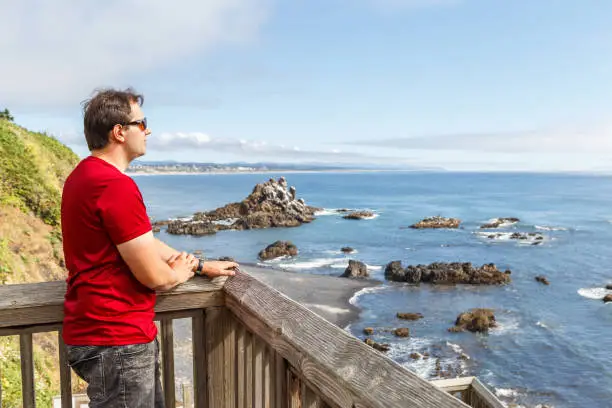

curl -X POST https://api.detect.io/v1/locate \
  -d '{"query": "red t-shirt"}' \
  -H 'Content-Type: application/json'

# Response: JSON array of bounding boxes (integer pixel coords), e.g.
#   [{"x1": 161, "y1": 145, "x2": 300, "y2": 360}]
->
[{"x1": 61, "y1": 156, "x2": 156, "y2": 346}]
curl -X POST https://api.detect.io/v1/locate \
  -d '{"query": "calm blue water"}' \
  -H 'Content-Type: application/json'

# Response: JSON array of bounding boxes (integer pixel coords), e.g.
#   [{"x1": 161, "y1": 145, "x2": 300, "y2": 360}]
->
[{"x1": 134, "y1": 171, "x2": 612, "y2": 408}]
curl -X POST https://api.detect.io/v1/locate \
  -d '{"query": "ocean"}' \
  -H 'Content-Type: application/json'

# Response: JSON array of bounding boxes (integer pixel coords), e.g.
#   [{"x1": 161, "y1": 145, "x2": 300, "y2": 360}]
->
[{"x1": 133, "y1": 171, "x2": 612, "y2": 408}]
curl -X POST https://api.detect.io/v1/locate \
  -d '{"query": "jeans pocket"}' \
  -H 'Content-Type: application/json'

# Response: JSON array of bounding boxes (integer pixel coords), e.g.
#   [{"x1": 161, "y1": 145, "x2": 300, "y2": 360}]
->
[
  {"x1": 68, "y1": 352, "x2": 106, "y2": 401},
  {"x1": 119, "y1": 342, "x2": 150, "y2": 356}
]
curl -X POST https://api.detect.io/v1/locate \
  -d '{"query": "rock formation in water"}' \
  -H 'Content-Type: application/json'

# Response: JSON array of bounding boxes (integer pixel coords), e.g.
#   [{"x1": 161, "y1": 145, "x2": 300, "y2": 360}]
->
[
  {"x1": 385, "y1": 261, "x2": 511, "y2": 285},
  {"x1": 480, "y1": 217, "x2": 520, "y2": 229},
  {"x1": 448, "y1": 309, "x2": 496, "y2": 333},
  {"x1": 409, "y1": 216, "x2": 461, "y2": 229},
  {"x1": 163, "y1": 177, "x2": 321, "y2": 236},
  {"x1": 258, "y1": 241, "x2": 298, "y2": 261},
  {"x1": 343, "y1": 211, "x2": 375, "y2": 220},
  {"x1": 340, "y1": 260, "x2": 369, "y2": 278}
]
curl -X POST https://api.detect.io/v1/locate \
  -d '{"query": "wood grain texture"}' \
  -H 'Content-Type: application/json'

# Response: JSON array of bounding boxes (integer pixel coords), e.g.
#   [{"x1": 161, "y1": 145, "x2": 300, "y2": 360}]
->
[
  {"x1": 161, "y1": 319, "x2": 176, "y2": 408},
  {"x1": 224, "y1": 272, "x2": 471, "y2": 408},
  {"x1": 301, "y1": 382, "x2": 321, "y2": 408},
  {"x1": 246, "y1": 330, "x2": 254, "y2": 408},
  {"x1": 237, "y1": 324, "x2": 247, "y2": 408},
  {"x1": 206, "y1": 307, "x2": 225, "y2": 408},
  {"x1": 58, "y1": 331, "x2": 72, "y2": 408},
  {"x1": 20, "y1": 333, "x2": 35, "y2": 408},
  {"x1": 224, "y1": 313, "x2": 237, "y2": 408},
  {"x1": 192, "y1": 310, "x2": 208, "y2": 408},
  {"x1": 0, "y1": 277, "x2": 224, "y2": 328},
  {"x1": 274, "y1": 351, "x2": 287, "y2": 408},
  {"x1": 253, "y1": 335, "x2": 264, "y2": 408}
]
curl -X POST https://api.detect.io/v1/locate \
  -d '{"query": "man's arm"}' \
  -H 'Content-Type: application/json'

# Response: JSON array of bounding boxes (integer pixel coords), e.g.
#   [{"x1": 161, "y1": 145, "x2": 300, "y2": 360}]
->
[
  {"x1": 155, "y1": 238, "x2": 180, "y2": 262},
  {"x1": 117, "y1": 232, "x2": 196, "y2": 291},
  {"x1": 154, "y1": 238, "x2": 240, "y2": 279}
]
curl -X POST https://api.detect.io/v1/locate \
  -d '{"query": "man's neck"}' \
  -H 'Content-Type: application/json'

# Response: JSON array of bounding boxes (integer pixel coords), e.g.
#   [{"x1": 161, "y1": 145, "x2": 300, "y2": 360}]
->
[{"x1": 91, "y1": 149, "x2": 130, "y2": 173}]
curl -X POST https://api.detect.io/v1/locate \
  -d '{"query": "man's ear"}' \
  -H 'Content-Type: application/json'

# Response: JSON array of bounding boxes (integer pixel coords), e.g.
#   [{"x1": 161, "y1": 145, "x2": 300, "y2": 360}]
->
[{"x1": 110, "y1": 124, "x2": 125, "y2": 143}]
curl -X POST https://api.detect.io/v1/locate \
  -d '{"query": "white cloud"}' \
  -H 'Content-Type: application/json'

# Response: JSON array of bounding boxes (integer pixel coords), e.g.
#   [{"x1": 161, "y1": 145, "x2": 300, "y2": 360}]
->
[
  {"x1": 0, "y1": 0, "x2": 270, "y2": 108},
  {"x1": 352, "y1": 124, "x2": 612, "y2": 154}
]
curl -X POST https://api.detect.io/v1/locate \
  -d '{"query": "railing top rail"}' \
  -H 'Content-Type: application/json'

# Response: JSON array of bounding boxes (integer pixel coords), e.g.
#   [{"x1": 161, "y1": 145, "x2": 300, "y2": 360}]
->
[
  {"x1": 0, "y1": 276, "x2": 225, "y2": 329},
  {"x1": 223, "y1": 271, "x2": 471, "y2": 408}
]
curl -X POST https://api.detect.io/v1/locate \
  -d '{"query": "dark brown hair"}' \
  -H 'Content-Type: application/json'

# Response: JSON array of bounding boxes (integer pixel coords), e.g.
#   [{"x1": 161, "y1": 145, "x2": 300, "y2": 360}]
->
[{"x1": 82, "y1": 88, "x2": 144, "y2": 151}]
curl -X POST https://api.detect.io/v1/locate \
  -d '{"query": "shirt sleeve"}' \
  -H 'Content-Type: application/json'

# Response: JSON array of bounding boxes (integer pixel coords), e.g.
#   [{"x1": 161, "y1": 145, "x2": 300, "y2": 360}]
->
[{"x1": 99, "y1": 176, "x2": 152, "y2": 245}]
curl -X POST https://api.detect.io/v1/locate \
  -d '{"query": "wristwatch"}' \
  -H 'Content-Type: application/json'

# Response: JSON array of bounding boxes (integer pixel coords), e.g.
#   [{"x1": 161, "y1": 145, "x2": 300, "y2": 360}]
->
[{"x1": 196, "y1": 258, "x2": 205, "y2": 275}]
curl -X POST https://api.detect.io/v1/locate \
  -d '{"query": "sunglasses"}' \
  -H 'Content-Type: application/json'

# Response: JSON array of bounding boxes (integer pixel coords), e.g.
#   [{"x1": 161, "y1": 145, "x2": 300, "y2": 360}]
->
[{"x1": 123, "y1": 117, "x2": 147, "y2": 131}]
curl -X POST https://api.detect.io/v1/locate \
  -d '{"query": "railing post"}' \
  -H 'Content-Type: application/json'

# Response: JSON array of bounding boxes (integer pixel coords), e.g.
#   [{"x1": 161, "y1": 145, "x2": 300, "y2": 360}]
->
[
  {"x1": 20, "y1": 333, "x2": 35, "y2": 408},
  {"x1": 161, "y1": 318, "x2": 176, "y2": 408},
  {"x1": 58, "y1": 331, "x2": 73, "y2": 408},
  {"x1": 193, "y1": 309, "x2": 208, "y2": 408}
]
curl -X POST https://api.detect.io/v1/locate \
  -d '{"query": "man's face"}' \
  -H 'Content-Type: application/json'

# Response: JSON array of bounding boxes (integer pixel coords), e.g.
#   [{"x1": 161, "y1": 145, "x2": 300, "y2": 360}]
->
[{"x1": 123, "y1": 102, "x2": 150, "y2": 160}]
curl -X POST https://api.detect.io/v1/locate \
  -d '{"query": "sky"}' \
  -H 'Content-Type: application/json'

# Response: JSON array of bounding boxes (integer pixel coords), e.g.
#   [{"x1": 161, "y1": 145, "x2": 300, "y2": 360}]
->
[{"x1": 2, "y1": 0, "x2": 612, "y2": 171}]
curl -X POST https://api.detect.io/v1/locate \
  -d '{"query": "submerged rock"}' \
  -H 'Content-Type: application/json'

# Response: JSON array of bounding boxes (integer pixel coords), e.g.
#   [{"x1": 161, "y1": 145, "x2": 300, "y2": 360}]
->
[
  {"x1": 364, "y1": 338, "x2": 390, "y2": 352},
  {"x1": 363, "y1": 327, "x2": 374, "y2": 335},
  {"x1": 449, "y1": 309, "x2": 497, "y2": 333},
  {"x1": 480, "y1": 217, "x2": 520, "y2": 229},
  {"x1": 340, "y1": 260, "x2": 369, "y2": 278},
  {"x1": 478, "y1": 231, "x2": 544, "y2": 244},
  {"x1": 397, "y1": 312, "x2": 424, "y2": 321},
  {"x1": 604, "y1": 294, "x2": 612, "y2": 303},
  {"x1": 160, "y1": 177, "x2": 321, "y2": 235},
  {"x1": 535, "y1": 275, "x2": 550, "y2": 285},
  {"x1": 394, "y1": 328, "x2": 410, "y2": 337},
  {"x1": 341, "y1": 246, "x2": 355, "y2": 253},
  {"x1": 343, "y1": 210, "x2": 375, "y2": 220},
  {"x1": 385, "y1": 261, "x2": 511, "y2": 285},
  {"x1": 258, "y1": 241, "x2": 298, "y2": 261},
  {"x1": 606, "y1": 284, "x2": 612, "y2": 290},
  {"x1": 410, "y1": 216, "x2": 461, "y2": 229}
]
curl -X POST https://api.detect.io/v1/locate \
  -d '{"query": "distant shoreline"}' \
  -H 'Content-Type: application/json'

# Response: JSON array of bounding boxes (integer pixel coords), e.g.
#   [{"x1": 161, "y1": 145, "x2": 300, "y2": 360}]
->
[{"x1": 127, "y1": 168, "x2": 415, "y2": 176}]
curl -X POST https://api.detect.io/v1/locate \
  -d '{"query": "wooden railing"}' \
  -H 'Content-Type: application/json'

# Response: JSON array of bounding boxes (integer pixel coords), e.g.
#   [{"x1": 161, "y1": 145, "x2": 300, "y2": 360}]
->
[
  {"x1": 0, "y1": 267, "x2": 504, "y2": 408},
  {"x1": 431, "y1": 377, "x2": 505, "y2": 408}
]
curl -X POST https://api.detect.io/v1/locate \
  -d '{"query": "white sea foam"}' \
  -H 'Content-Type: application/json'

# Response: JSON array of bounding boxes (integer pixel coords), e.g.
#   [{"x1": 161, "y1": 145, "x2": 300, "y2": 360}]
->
[
  {"x1": 314, "y1": 208, "x2": 341, "y2": 216},
  {"x1": 474, "y1": 231, "x2": 545, "y2": 245},
  {"x1": 303, "y1": 303, "x2": 351, "y2": 315},
  {"x1": 490, "y1": 317, "x2": 520, "y2": 335},
  {"x1": 323, "y1": 249, "x2": 359, "y2": 255},
  {"x1": 445, "y1": 341, "x2": 464, "y2": 355},
  {"x1": 495, "y1": 388, "x2": 519, "y2": 398},
  {"x1": 578, "y1": 287, "x2": 612, "y2": 300},
  {"x1": 483, "y1": 218, "x2": 519, "y2": 228},
  {"x1": 535, "y1": 225, "x2": 567, "y2": 231},
  {"x1": 275, "y1": 258, "x2": 340, "y2": 269},
  {"x1": 536, "y1": 321, "x2": 550, "y2": 329}
]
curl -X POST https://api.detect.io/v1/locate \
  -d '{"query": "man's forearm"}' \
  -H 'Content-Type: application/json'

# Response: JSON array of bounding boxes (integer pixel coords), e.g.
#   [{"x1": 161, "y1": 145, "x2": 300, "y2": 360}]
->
[{"x1": 155, "y1": 238, "x2": 180, "y2": 262}]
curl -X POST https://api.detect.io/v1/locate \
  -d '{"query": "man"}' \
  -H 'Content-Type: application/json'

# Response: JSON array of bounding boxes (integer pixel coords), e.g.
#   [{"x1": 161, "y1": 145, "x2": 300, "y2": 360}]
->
[{"x1": 61, "y1": 88, "x2": 238, "y2": 407}]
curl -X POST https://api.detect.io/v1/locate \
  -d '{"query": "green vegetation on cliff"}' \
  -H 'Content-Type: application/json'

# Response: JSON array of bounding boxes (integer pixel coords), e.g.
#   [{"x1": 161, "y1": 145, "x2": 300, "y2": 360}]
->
[
  {"x1": 0, "y1": 117, "x2": 82, "y2": 407},
  {"x1": 0, "y1": 120, "x2": 79, "y2": 226}
]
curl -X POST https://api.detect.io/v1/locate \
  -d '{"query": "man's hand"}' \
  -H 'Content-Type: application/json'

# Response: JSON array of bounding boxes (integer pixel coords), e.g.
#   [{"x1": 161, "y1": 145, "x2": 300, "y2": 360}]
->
[
  {"x1": 167, "y1": 252, "x2": 197, "y2": 284},
  {"x1": 201, "y1": 261, "x2": 240, "y2": 278}
]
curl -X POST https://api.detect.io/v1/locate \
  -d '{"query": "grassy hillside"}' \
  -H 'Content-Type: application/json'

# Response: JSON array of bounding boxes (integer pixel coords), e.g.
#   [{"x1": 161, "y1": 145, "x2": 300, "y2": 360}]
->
[{"x1": 0, "y1": 118, "x2": 82, "y2": 407}]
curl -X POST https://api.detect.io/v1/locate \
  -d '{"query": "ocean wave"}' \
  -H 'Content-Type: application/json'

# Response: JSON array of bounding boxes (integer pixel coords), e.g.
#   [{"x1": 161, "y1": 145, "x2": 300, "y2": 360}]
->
[
  {"x1": 577, "y1": 287, "x2": 612, "y2": 300},
  {"x1": 314, "y1": 208, "x2": 342, "y2": 216},
  {"x1": 536, "y1": 321, "x2": 550, "y2": 329},
  {"x1": 275, "y1": 258, "x2": 340, "y2": 269},
  {"x1": 348, "y1": 286, "x2": 390, "y2": 306},
  {"x1": 535, "y1": 225, "x2": 568, "y2": 231}
]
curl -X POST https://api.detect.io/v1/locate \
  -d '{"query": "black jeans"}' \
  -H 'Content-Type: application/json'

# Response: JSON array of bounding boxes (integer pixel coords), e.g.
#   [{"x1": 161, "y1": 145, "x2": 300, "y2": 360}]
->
[{"x1": 66, "y1": 339, "x2": 164, "y2": 408}]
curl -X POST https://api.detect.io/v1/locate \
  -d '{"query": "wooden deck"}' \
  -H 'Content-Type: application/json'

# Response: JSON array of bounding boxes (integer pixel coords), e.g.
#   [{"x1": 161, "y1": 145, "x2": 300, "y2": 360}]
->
[{"x1": 0, "y1": 271, "x2": 504, "y2": 408}]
